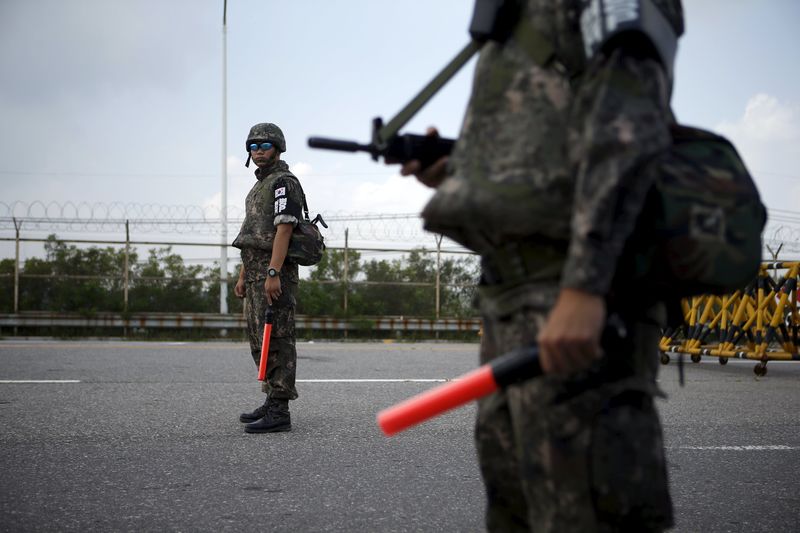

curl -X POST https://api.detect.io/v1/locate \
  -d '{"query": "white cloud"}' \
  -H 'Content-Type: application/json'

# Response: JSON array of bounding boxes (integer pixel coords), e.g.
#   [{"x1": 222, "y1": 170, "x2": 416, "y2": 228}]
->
[
  {"x1": 275, "y1": 161, "x2": 432, "y2": 215},
  {"x1": 292, "y1": 162, "x2": 313, "y2": 178},
  {"x1": 350, "y1": 174, "x2": 434, "y2": 214},
  {"x1": 715, "y1": 94, "x2": 800, "y2": 212},
  {"x1": 716, "y1": 93, "x2": 798, "y2": 143},
  {"x1": 203, "y1": 155, "x2": 251, "y2": 214},
  {"x1": 201, "y1": 159, "x2": 435, "y2": 249}
]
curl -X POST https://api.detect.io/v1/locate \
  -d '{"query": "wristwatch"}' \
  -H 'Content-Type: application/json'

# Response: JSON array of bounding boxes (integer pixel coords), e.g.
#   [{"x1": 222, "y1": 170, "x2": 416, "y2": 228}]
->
[{"x1": 267, "y1": 267, "x2": 280, "y2": 278}]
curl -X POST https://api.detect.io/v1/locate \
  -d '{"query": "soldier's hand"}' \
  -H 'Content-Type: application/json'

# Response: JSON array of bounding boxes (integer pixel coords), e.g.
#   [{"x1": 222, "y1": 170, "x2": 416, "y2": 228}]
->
[
  {"x1": 264, "y1": 276, "x2": 282, "y2": 306},
  {"x1": 395, "y1": 127, "x2": 449, "y2": 189},
  {"x1": 234, "y1": 278, "x2": 246, "y2": 299},
  {"x1": 537, "y1": 288, "x2": 606, "y2": 376}
]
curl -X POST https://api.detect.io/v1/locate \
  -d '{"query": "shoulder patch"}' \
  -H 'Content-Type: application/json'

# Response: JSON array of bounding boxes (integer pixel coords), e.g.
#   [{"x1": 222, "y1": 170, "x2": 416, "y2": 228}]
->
[
  {"x1": 275, "y1": 186, "x2": 286, "y2": 198},
  {"x1": 580, "y1": 0, "x2": 678, "y2": 80}
]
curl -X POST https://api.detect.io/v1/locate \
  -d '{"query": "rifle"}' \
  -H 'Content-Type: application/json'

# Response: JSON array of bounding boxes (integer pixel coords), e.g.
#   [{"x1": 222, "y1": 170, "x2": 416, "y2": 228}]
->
[
  {"x1": 307, "y1": 0, "x2": 519, "y2": 167},
  {"x1": 377, "y1": 315, "x2": 628, "y2": 435},
  {"x1": 308, "y1": 120, "x2": 457, "y2": 170}
]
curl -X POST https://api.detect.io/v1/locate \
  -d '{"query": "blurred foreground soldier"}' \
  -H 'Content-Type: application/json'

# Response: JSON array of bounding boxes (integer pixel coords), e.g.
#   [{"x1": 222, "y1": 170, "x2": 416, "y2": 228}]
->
[
  {"x1": 233, "y1": 122, "x2": 303, "y2": 433},
  {"x1": 399, "y1": 0, "x2": 684, "y2": 530}
]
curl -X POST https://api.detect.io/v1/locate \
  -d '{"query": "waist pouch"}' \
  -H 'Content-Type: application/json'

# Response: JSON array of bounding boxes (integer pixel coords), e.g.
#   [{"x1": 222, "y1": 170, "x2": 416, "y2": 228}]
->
[{"x1": 480, "y1": 239, "x2": 568, "y2": 287}]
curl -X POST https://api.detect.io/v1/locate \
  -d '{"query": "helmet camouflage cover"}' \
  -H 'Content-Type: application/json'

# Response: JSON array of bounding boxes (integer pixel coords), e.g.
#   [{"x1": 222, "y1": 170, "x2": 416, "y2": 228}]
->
[{"x1": 246, "y1": 122, "x2": 286, "y2": 153}]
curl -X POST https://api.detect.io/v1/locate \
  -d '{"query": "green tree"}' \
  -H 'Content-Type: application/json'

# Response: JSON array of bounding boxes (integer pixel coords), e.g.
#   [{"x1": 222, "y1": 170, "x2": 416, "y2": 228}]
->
[
  {"x1": 18, "y1": 256, "x2": 52, "y2": 311},
  {"x1": 298, "y1": 249, "x2": 362, "y2": 316},
  {"x1": 20, "y1": 236, "x2": 129, "y2": 313},
  {"x1": 354, "y1": 250, "x2": 435, "y2": 316},
  {"x1": 204, "y1": 261, "x2": 244, "y2": 315},
  {"x1": 128, "y1": 247, "x2": 208, "y2": 312},
  {"x1": 308, "y1": 249, "x2": 362, "y2": 282},
  {"x1": 355, "y1": 249, "x2": 478, "y2": 317},
  {"x1": 0, "y1": 258, "x2": 14, "y2": 312},
  {"x1": 6, "y1": 237, "x2": 478, "y2": 319},
  {"x1": 439, "y1": 255, "x2": 479, "y2": 317}
]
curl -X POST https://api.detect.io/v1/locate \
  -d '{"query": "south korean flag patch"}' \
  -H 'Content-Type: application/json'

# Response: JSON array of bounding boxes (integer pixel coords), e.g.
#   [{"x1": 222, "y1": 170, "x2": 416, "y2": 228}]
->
[
  {"x1": 274, "y1": 185, "x2": 287, "y2": 213},
  {"x1": 272, "y1": 177, "x2": 304, "y2": 221}
]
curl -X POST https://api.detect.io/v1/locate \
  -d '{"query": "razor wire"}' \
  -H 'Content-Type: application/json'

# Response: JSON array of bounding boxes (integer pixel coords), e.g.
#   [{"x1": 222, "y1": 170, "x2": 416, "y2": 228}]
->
[
  {"x1": 2, "y1": 201, "x2": 800, "y2": 257},
  {"x1": 764, "y1": 223, "x2": 800, "y2": 256},
  {"x1": 0, "y1": 201, "x2": 465, "y2": 251}
]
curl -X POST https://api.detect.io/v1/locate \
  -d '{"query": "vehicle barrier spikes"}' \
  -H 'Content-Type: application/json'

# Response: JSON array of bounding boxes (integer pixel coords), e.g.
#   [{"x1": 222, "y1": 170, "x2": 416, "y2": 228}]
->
[{"x1": 660, "y1": 262, "x2": 800, "y2": 376}]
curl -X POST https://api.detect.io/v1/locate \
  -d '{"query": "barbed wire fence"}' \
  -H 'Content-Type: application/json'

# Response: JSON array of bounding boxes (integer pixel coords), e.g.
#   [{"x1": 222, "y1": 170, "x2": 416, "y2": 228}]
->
[
  {"x1": 0, "y1": 201, "x2": 474, "y2": 251},
  {"x1": 3, "y1": 200, "x2": 799, "y2": 254},
  {"x1": 2, "y1": 201, "x2": 800, "y2": 317},
  {"x1": 0, "y1": 201, "x2": 482, "y2": 320}
]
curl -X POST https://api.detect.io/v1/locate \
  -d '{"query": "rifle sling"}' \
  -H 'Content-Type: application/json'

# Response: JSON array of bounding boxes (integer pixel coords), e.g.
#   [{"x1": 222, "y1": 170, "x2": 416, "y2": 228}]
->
[
  {"x1": 377, "y1": 40, "x2": 483, "y2": 146},
  {"x1": 377, "y1": 20, "x2": 568, "y2": 146}
]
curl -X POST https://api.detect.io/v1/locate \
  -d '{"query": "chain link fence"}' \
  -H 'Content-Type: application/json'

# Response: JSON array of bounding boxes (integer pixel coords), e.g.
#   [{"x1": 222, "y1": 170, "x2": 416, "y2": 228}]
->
[
  {"x1": 0, "y1": 202, "x2": 481, "y2": 325},
  {"x1": 2, "y1": 200, "x2": 799, "y2": 335}
]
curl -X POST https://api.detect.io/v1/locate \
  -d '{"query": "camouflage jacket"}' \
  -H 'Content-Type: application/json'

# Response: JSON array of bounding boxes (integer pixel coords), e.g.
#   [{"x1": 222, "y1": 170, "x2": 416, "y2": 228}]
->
[
  {"x1": 422, "y1": 0, "x2": 684, "y2": 303},
  {"x1": 232, "y1": 159, "x2": 305, "y2": 253}
]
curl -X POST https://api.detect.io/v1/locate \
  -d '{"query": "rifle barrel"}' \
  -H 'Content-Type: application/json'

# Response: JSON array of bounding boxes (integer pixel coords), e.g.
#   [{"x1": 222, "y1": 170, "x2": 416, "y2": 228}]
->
[{"x1": 307, "y1": 136, "x2": 373, "y2": 153}]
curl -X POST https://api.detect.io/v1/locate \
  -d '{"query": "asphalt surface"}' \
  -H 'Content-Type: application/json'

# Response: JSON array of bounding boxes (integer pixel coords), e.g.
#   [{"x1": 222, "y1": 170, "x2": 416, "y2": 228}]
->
[{"x1": 1, "y1": 340, "x2": 799, "y2": 532}]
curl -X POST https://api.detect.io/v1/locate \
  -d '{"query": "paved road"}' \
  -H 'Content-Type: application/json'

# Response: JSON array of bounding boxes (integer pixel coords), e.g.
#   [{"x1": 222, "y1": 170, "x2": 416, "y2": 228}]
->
[{"x1": 1, "y1": 340, "x2": 798, "y2": 532}]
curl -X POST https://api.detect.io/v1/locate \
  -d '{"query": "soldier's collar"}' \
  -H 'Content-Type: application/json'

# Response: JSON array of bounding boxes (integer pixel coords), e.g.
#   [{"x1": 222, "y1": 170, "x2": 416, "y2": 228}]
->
[{"x1": 254, "y1": 159, "x2": 288, "y2": 181}]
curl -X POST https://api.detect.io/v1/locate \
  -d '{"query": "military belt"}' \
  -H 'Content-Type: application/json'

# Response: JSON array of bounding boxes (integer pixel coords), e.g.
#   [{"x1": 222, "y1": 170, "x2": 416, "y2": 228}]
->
[{"x1": 480, "y1": 239, "x2": 568, "y2": 287}]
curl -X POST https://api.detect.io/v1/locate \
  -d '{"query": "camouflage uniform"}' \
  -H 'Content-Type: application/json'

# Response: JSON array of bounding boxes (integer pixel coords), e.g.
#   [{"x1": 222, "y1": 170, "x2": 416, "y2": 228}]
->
[
  {"x1": 233, "y1": 158, "x2": 305, "y2": 400},
  {"x1": 422, "y1": 1, "x2": 684, "y2": 530}
]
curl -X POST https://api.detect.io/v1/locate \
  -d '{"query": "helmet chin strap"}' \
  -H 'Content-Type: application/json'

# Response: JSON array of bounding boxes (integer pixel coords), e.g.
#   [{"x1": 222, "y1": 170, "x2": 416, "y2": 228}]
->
[{"x1": 247, "y1": 150, "x2": 279, "y2": 171}]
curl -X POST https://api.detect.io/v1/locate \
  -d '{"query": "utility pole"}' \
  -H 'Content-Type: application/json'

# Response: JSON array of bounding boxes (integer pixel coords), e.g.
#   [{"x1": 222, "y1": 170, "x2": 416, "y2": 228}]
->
[{"x1": 220, "y1": 0, "x2": 229, "y2": 317}]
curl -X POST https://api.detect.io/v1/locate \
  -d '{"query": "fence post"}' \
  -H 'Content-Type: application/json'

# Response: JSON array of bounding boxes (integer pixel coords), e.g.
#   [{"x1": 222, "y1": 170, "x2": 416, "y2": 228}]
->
[
  {"x1": 124, "y1": 220, "x2": 130, "y2": 312},
  {"x1": 13, "y1": 218, "x2": 22, "y2": 336},
  {"x1": 766, "y1": 244, "x2": 783, "y2": 282},
  {"x1": 124, "y1": 220, "x2": 130, "y2": 337},
  {"x1": 435, "y1": 235, "x2": 443, "y2": 320},
  {"x1": 343, "y1": 228, "x2": 349, "y2": 340}
]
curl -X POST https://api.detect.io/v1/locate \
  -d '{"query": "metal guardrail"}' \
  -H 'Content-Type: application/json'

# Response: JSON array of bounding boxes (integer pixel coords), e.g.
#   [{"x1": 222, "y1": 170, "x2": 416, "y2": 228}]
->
[{"x1": 0, "y1": 312, "x2": 481, "y2": 333}]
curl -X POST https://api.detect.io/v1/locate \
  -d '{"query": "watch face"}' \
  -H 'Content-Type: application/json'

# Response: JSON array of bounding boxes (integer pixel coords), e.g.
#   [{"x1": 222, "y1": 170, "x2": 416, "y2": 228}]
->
[{"x1": 268, "y1": 268, "x2": 278, "y2": 278}]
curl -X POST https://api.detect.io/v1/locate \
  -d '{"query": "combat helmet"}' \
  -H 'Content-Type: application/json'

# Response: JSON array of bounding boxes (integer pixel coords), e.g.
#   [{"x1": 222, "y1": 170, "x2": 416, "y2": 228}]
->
[{"x1": 245, "y1": 122, "x2": 286, "y2": 167}]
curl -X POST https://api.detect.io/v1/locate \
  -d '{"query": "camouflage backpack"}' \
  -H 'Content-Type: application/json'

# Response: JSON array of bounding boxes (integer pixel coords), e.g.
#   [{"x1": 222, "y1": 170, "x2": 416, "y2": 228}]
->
[
  {"x1": 623, "y1": 124, "x2": 766, "y2": 298},
  {"x1": 287, "y1": 193, "x2": 328, "y2": 266}
]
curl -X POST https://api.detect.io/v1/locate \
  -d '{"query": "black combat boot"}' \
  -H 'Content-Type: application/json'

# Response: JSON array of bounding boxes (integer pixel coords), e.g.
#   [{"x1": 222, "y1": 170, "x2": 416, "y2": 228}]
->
[
  {"x1": 239, "y1": 396, "x2": 270, "y2": 423},
  {"x1": 244, "y1": 398, "x2": 291, "y2": 433}
]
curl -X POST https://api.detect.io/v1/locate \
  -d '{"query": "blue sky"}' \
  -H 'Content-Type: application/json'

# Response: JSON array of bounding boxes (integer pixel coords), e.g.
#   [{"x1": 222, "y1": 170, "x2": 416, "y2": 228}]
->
[{"x1": 1, "y1": 0, "x2": 799, "y2": 259}]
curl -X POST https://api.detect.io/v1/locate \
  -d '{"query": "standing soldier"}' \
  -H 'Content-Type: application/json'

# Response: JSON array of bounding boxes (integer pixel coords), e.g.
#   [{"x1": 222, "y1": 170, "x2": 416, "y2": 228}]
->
[
  {"x1": 398, "y1": 0, "x2": 684, "y2": 530},
  {"x1": 233, "y1": 122, "x2": 303, "y2": 434}
]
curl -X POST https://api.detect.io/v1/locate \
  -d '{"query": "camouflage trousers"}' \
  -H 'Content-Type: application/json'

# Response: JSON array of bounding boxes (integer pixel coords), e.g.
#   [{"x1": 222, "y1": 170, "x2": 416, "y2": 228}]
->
[
  {"x1": 242, "y1": 251, "x2": 298, "y2": 400},
  {"x1": 476, "y1": 305, "x2": 673, "y2": 533}
]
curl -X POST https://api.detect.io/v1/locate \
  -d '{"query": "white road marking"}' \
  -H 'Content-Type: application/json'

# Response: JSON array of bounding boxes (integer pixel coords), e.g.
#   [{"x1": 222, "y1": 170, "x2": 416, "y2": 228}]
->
[
  {"x1": 672, "y1": 445, "x2": 799, "y2": 451},
  {"x1": 698, "y1": 360, "x2": 798, "y2": 364},
  {"x1": 0, "y1": 380, "x2": 81, "y2": 384},
  {"x1": 298, "y1": 379, "x2": 448, "y2": 383}
]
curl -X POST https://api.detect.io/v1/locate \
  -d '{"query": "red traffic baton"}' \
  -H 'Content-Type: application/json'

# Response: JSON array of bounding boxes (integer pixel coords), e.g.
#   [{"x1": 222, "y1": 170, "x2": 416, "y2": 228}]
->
[
  {"x1": 377, "y1": 345, "x2": 542, "y2": 436},
  {"x1": 377, "y1": 317, "x2": 628, "y2": 435},
  {"x1": 257, "y1": 306, "x2": 274, "y2": 382}
]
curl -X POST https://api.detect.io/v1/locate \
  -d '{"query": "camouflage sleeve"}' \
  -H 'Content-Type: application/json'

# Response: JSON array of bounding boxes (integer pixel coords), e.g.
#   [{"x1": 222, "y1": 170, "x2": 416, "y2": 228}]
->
[
  {"x1": 273, "y1": 175, "x2": 304, "y2": 227},
  {"x1": 560, "y1": 47, "x2": 673, "y2": 295}
]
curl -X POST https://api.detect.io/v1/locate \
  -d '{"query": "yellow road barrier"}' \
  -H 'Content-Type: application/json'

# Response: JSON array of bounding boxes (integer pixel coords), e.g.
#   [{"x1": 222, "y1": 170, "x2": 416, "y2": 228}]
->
[{"x1": 660, "y1": 262, "x2": 800, "y2": 376}]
